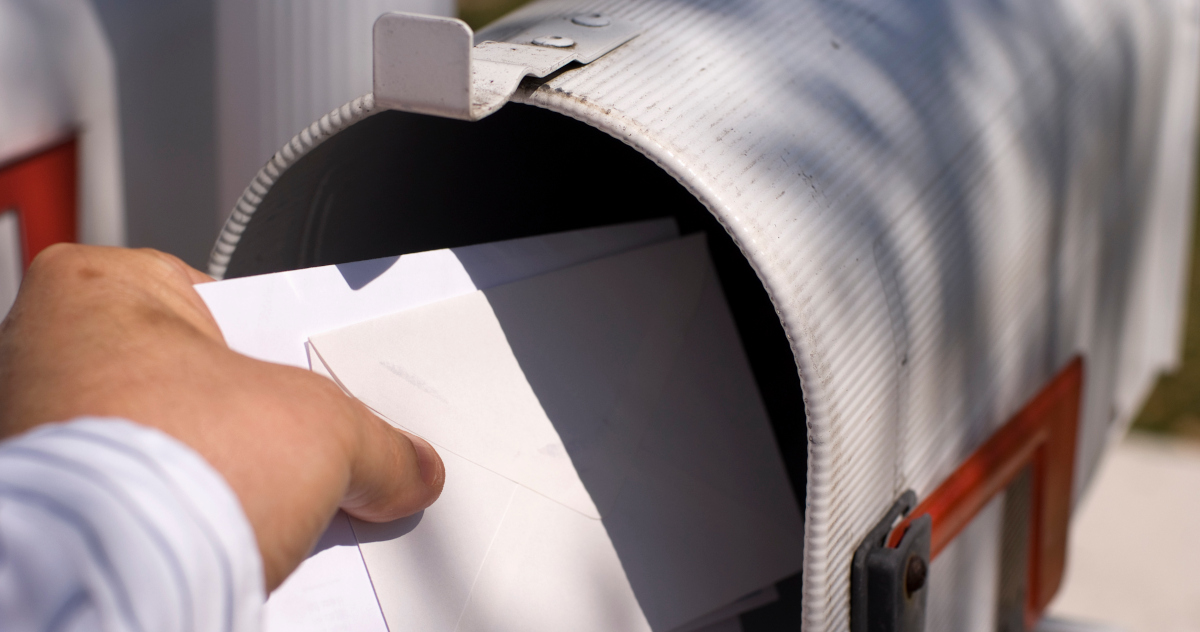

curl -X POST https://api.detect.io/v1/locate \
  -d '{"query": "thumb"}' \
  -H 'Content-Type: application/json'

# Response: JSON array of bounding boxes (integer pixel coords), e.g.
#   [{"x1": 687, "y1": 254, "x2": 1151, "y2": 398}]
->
[{"x1": 340, "y1": 404, "x2": 445, "y2": 521}]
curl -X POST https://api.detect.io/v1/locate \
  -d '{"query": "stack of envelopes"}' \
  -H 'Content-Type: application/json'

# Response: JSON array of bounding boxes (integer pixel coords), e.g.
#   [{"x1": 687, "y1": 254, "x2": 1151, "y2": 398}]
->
[{"x1": 199, "y1": 220, "x2": 804, "y2": 632}]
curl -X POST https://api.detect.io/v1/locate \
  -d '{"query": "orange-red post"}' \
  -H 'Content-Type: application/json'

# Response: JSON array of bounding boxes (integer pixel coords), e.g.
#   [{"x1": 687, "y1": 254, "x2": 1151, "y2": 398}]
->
[{"x1": 887, "y1": 357, "x2": 1083, "y2": 628}]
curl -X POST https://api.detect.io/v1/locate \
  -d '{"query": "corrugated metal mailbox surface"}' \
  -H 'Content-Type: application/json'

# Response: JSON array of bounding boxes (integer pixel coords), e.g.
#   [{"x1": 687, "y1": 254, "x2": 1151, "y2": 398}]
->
[{"x1": 213, "y1": 0, "x2": 1200, "y2": 630}]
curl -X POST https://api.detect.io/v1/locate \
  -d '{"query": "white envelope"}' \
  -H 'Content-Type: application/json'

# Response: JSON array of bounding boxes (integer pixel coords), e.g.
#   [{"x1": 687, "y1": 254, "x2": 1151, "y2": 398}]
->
[
  {"x1": 198, "y1": 219, "x2": 679, "y2": 370},
  {"x1": 197, "y1": 220, "x2": 681, "y2": 632},
  {"x1": 309, "y1": 235, "x2": 804, "y2": 632}
]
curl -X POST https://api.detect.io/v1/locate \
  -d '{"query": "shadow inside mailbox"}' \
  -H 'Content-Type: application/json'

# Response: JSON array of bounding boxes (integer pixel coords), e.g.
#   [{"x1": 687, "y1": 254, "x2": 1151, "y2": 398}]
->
[
  {"x1": 336, "y1": 255, "x2": 401, "y2": 290},
  {"x1": 475, "y1": 240, "x2": 806, "y2": 631}
]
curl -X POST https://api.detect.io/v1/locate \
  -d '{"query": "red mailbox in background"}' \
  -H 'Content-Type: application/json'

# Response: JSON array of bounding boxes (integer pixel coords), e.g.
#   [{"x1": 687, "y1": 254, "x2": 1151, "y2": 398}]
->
[
  {"x1": 0, "y1": 0, "x2": 124, "y2": 314},
  {"x1": 0, "y1": 137, "x2": 78, "y2": 265}
]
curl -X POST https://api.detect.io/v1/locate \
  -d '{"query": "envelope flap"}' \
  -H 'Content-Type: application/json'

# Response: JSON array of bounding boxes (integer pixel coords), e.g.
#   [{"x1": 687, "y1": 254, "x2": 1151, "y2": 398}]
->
[{"x1": 308, "y1": 236, "x2": 711, "y2": 519}]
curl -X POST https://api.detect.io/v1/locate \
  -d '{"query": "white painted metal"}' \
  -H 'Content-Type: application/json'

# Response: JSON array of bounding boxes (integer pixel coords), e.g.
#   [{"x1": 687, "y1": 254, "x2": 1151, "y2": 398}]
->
[
  {"x1": 373, "y1": 14, "x2": 474, "y2": 119},
  {"x1": 216, "y1": 0, "x2": 454, "y2": 226},
  {"x1": 495, "y1": 2, "x2": 1200, "y2": 629},
  {"x1": 212, "y1": 0, "x2": 1200, "y2": 630},
  {"x1": 210, "y1": 94, "x2": 379, "y2": 278},
  {"x1": 373, "y1": 12, "x2": 640, "y2": 120}
]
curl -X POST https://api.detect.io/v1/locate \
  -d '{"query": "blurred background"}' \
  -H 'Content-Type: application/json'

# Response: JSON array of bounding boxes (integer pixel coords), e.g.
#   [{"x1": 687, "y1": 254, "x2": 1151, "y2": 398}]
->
[
  {"x1": 0, "y1": 0, "x2": 1197, "y2": 630},
  {"x1": 1042, "y1": 173, "x2": 1200, "y2": 631}
]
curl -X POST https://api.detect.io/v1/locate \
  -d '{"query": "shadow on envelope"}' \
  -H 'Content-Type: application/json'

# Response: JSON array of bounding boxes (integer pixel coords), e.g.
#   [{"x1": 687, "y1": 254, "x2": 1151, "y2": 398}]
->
[
  {"x1": 336, "y1": 255, "x2": 401, "y2": 290},
  {"x1": 308, "y1": 235, "x2": 803, "y2": 632},
  {"x1": 352, "y1": 510, "x2": 424, "y2": 543},
  {"x1": 483, "y1": 236, "x2": 805, "y2": 630}
]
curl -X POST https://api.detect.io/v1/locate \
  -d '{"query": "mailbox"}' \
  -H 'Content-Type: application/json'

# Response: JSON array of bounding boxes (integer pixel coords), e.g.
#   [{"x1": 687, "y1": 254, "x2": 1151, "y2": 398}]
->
[{"x1": 210, "y1": 1, "x2": 1200, "y2": 630}]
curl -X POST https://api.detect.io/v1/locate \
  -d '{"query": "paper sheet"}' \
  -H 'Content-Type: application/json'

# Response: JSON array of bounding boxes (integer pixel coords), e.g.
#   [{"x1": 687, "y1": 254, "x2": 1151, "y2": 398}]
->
[
  {"x1": 309, "y1": 235, "x2": 804, "y2": 632},
  {"x1": 310, "y1": 236, "x2": 709, "y2": 520},
  {"x1": 198, "y1": 219, "x2": 679, "y2": 369},
  {"x1": 198, "y1": 220, "x2": 680, "y2": 632}
]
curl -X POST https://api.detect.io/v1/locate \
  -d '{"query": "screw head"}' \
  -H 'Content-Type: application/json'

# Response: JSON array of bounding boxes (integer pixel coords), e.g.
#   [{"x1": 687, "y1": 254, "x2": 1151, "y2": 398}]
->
[
  {"x1": 532, "y1": 35, "x2": 576, "y2": 48},
  {"x1": 904, "y1": 555, "x2": 927, "y2": 597},
  {"x1": 572, "y1": 13, "x2": 611, "y2": 27}
]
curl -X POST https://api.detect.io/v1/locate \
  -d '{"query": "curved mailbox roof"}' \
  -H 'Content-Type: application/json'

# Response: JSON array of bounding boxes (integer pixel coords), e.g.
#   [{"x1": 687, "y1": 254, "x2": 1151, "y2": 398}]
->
[{"x1": 212, "y1": 0, "x2": 1200, "y2": 629}]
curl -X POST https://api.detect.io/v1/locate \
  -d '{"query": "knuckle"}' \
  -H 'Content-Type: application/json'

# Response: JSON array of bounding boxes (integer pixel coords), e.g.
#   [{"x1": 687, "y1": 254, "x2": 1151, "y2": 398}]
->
[
  {"x1": 27, "y1": 244, "x2": 118, "y2": 286},
  {"x1": 29, "y1": 243, "x2": 87, "y2": 273},
  {"x1": 134, "y1": 248, "x2": 179, "y2": 268}
]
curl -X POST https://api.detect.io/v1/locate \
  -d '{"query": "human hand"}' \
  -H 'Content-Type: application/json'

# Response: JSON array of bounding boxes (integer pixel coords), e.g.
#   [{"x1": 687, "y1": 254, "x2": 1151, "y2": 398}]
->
[{"x1": 0, "y1": 244, "x2": 444, "y2": 590}]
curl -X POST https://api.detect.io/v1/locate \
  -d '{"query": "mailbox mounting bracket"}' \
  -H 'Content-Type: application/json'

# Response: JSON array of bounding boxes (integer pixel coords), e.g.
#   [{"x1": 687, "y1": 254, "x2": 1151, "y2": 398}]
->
[{"x1": 373, "y1": 12, "x2": 641, "y2": 121}]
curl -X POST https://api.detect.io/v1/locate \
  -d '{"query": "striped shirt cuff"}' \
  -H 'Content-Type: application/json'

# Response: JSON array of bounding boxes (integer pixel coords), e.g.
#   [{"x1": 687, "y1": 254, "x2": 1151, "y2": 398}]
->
[{"x1": 0, "y1": 417, "x2": 264, "y2": 632}]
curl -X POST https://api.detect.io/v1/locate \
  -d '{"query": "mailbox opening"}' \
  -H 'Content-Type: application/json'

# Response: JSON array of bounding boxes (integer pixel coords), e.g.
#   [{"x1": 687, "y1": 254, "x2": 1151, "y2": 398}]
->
[{"x1": 224, "y1": 103, "x2": 807, "y2": 620}]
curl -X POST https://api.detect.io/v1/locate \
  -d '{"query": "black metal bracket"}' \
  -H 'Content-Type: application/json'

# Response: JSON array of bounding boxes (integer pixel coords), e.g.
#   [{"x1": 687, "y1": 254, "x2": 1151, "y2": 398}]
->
[{"x1": 851, "y1": 490, "x2": 932, "y2": 632}]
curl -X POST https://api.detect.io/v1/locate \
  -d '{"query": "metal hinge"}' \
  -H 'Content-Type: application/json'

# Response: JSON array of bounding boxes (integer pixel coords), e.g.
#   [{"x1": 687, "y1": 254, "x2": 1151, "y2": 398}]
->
[
  {"x1": 851, "y1": 491, "x2": 931, "y2": 632},
  {"x1": 373, "y1": 12, "x2": 641, "y2": 121}
]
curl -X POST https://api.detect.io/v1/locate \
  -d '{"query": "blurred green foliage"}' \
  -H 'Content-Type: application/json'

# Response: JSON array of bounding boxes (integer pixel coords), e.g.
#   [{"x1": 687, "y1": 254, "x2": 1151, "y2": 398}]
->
[
  {"x1": 1133, "y1": 176, "x2": 1200, "y2": 440},
  {"x1": 458, "y1": 0, "x2": 533, "y2": 29}
]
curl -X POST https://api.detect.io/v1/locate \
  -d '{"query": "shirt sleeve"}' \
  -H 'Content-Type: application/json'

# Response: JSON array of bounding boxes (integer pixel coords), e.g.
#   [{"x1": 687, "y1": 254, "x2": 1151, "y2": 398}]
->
[{"x1": 0, "y1": 417, "x2": 264, "y2": 632}]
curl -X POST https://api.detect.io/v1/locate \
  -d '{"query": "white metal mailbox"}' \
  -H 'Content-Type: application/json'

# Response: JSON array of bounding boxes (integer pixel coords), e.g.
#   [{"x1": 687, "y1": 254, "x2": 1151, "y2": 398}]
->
[{"x1": 211, "y1": 1, "x2": 1200, "y2": 630}]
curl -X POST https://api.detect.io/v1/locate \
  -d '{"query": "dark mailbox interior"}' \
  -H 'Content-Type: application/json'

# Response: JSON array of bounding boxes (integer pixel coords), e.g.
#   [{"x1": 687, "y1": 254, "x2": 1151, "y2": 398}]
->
[{"x1": 224, "y1": 103, "x2": 807, "y2": 627}]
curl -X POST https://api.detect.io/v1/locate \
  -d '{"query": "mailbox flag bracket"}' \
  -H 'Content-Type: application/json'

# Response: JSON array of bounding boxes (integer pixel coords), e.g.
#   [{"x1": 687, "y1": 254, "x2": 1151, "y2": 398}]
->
[
  {"x1": 373, "y1": 12, "x2": 641, "y2": 121},
  {"x1": 853, "y1": 358, "x2": 1083, "y2": 632},
  {"x1": 851, "y1": 490, "x2": 931, "y2": 632}
]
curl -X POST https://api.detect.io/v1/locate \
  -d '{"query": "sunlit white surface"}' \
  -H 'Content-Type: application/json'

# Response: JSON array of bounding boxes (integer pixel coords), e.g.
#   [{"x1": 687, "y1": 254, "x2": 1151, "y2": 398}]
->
[{"x1": 1048, "y1": 435, "x2": 1200, "y2": 632}]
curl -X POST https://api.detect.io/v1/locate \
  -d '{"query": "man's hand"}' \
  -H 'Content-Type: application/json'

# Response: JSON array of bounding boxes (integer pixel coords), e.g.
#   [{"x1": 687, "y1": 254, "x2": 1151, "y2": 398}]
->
[{"x1": 0, "y1": 244, "x2": 444, "y2": 590}]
